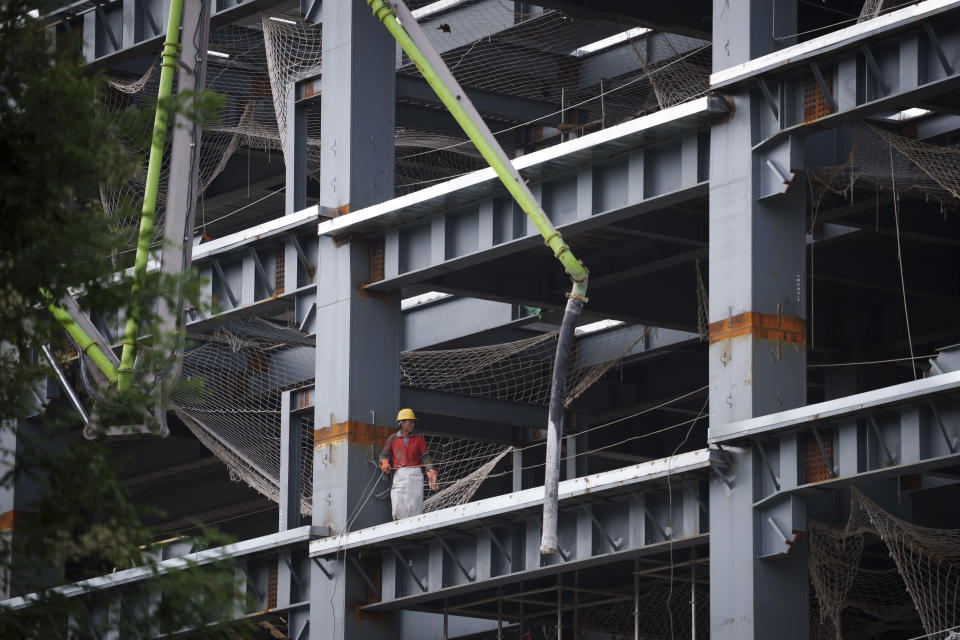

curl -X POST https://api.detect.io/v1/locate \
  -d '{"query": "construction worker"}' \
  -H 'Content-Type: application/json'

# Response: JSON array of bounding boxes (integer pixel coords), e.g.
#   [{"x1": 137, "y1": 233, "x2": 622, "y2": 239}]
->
[{"x1": 379, "y1": 408, "x2": 439, "y2": 520}]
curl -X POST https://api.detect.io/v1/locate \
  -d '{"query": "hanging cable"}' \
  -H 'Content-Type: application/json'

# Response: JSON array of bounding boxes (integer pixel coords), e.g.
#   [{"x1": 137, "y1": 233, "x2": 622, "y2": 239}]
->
[{"x1": 890, "y1": 142, "x2": 917, "y2": 380}]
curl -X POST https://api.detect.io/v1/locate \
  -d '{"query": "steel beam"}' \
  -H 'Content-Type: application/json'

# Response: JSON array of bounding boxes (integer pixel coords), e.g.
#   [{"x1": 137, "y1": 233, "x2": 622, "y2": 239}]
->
[
  {"x1": 712, "y1": 2, "x2": 960, "y2": 152},
  {"x1": 360, "y1": 471, "x2": 708, "y2": 610},
  {"x1": 710, "y1": 370, "x2": 960, "y2": 443},
  {"x1": 312, "y1": 450, "x2": 710, "y2": 556},
  {"x1": 709, "y1": 371, "x2": 960, "y2": 618},
  {"x1": 711, "y1": 0, "x2": 960, "y2": 87},
  {"x1": 367, "y1": 165, "x2": 707, "y2": 295},
  {"x1": 1, "y1": 525, "x2": 325, "y2": 610},
  {"x1": 401, "y1": 388, "x2": 546, "y2": 430},
  {"x1": 62, "y1": 0, "x2": 292, "y2": 66},
  {"x1": 396, "y1": 75, "x2": 559, "y2": 127},
  {"x1": 317, "y1": 97, "x2": 724, "y2": 240}
]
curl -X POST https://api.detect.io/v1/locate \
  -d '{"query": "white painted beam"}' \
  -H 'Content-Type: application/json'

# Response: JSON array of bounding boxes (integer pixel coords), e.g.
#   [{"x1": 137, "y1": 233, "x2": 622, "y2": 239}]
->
[
  {"x1": 310, "y1": 449, "x2": 711, "y2": 556},
  {"x1": 1, "y1": 525, "x2": 327, "y2": 610},
  {"x1": 709, "y1": 370, "x2": 960, "y2": 443},
  {"x1": 711, "y1": 0, "x2": 960, "y2": 88}
]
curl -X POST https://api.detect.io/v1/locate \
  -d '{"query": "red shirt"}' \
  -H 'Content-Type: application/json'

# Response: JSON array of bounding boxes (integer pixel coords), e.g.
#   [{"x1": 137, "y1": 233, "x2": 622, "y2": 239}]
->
[{"x1": 383, "y1": 432, "x2": 430, "y2": 469}]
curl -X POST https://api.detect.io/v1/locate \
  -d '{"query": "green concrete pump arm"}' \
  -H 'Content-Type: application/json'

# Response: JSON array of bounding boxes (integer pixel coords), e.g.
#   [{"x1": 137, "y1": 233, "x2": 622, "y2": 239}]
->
[
  {"x1": 45, "y1": 297, "x2": 119, "y2": 384},
  {"x1": 117, "y1": 0, "x2": 185, "y2": 392},
  {"x1": 45, "y1": 0, "x2": 184, "y2": 393},
  {"x1": 367, "y1": 0, "x2": 588, "y2": 299},
  {"x1": 368, "y1": 0, "x2": 586, "y2": 556}
]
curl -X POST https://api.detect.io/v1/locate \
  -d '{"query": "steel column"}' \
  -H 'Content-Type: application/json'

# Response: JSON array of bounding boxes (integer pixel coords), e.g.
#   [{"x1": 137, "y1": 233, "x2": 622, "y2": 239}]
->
[
  {"x1": 309, "y1": 1, "x2": 397, "y2": 638},
  {"x1": 708, "y1": 1, "x2": 809, "y2": 637},
  {"x1": 285, "y1": 83, "x2": 307, "y2": 214}
]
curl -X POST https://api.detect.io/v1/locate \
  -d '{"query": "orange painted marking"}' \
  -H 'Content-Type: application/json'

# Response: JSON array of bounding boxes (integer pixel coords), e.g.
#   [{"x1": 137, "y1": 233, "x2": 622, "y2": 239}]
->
[
  {"x1": 0, "y1": 510, "x2": 30, "y2": 532},
  {"x1": 708, "y1": 311, "x2": 806, "y2": 346},
  {"x1": 314, "y1": 421, "x2": 394, "y2": 448}
]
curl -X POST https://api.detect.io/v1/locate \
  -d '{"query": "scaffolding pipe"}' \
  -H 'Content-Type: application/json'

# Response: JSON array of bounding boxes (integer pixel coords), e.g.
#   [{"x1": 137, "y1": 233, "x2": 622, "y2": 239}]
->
[
  {"x1": 367, "y1": 0, "x2": 588, "y2": 558},
  {"x1": 556, "y1": 574, "x2": 563, "y2": 639},
  {"x1": 634, "y1": 559, "x2": 640, "y2": 640},
  {"x1": 117, "y1": 0, "x2": 185, "y2": 391},
  {"x1": 41, "y1": 344, "x2": 89, "y2": 423},
  {"x1": 691, "y1": 548, "x2": 697, "y2": 638},
  {"x1": 497, "y1": 588, "x2": 503, "y2": 640}
]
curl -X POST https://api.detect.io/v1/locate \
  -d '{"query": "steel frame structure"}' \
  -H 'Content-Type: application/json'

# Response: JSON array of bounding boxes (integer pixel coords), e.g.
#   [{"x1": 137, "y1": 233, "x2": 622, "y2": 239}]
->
[{"x1": 9, "y1": 1, "x2": 960, "y2": 639}]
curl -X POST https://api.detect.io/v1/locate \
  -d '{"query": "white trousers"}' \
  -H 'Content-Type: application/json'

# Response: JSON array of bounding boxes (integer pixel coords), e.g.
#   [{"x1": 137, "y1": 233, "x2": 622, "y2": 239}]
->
[{"x1": 391, "y1": 466, "x2": 424, "y2": 520}]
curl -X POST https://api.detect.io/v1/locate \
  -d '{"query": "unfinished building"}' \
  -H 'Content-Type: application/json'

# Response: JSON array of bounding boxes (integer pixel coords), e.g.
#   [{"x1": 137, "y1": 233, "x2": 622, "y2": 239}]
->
[{"x1": 7, "y1": 0, "x2": 960, "y2": 638}]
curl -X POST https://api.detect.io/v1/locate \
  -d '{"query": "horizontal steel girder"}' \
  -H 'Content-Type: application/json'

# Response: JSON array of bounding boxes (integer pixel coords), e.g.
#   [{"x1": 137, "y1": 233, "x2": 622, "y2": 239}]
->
[
  {"x1": 62, "y1": 0, "x2": 286, "y2": 67},
  {"x1": 97, "y1": 99, "x2": 718, "y2": 337},
  {"x1": 713, "y1": 0, "x2": 960, "y2": 151},
  {"x1": 317, "y1": 96, "x2": 722, "y2": 241},
  {"x1": 711, "y1": 0, "x2": 960, "y2": 88},
  {"x1": 310, "y1": 450, "x2": 712, "y2": 609},
  {"x1": 709, "y1": 370, "x2": 960, "y2": 511},
  {"x1": 2, "y1": 524, "x2": 326, "y2": 610}
]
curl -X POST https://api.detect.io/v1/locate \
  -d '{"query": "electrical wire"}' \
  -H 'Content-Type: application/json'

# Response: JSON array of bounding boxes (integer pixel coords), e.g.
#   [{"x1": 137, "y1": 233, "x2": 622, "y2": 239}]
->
[
  {"x1": 396, "y1": 41, "x2": 713, "y2": 161},
  {"x1": 483, "y1": 410, "x2": 713, "y2": 482},
  {"x1": 890, "y1": 141, "x2": 917, "y2": 380},
  {"x1": 474, "y1": 384, "x2": 711, "y2": 481},
  {"x1": 515, "y1": 384, "x2": 710, "y2": 456},
  {"x1": 326, "y1": 458, "x2": 386, "y2": 640},
  {"x1": 810, "y1": 353, "x2": 936, "y2": 368},
  {"x1": 771, "y1": 0, "x2": 920, "y2": 41},
  {"x1": 113, "y1": 186, "x2": 287, "y2": 260},
  {"x1": 664, "y1": 397, "x2": 708, "y2": 640}
]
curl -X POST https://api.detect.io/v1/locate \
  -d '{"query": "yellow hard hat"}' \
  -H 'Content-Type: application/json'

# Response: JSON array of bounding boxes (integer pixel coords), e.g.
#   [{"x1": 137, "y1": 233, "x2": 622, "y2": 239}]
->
[{"x1": 396, "y1": 408, "x2": 418, "y2": 421}]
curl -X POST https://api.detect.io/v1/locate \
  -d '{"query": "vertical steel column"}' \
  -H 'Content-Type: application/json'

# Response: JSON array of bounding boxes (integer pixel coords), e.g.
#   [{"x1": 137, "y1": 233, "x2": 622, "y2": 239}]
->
[
  {"x1": 512, "y1": 447, "x2": 523, "y2": 492},
  {"x1": 633, "y1": 558, "x2": 639, "y2": 640},
  {"x1": 156, "y1": 0, "x2": 211, "y2": 341},
  {"x1": 309, "y1": 1, "x2": 398, "y2": 639},
  {"x1": 279, "y1": 391, "x2": 302, "y2": 532},
  {"x1": 709, "y1": 1, "x2": 808, "y2": 638},
  {"x1": 0, "y1": 419, "x2": 51, "y2": 599},
  {"x1": 565, "y1": 432, "x2": 576, "y2": 480},
  {"x1": 278, "y1": 391, "x2": 304, "y2": 622},
  {"x1": 0, "y1": 416, "x2": 18, "y2": 600},
  {"x1": 519, "y1": 596, "x2": 525, "y2": 639},
  {"x1": 556, "y1": 574, "x2": 562, "y2": 639},
  {"x1": 284, "y1": 84, "x2": 307, "y2": 214},
  {"x1": 691, "y1": 548, "x2": 697, "y2": 639},
  {"x1": 573, "y1": 570, "x2": 579, "y2": 640}
]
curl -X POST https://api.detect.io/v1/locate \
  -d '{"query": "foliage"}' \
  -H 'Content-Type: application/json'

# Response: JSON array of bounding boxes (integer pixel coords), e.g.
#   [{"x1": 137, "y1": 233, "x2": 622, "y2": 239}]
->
[{"x1": 0, "y1": 2, "x2": 248, "y2": 638}]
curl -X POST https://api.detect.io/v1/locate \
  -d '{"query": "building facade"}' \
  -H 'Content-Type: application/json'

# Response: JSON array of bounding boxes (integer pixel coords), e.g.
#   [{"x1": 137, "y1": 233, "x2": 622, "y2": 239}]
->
[{"x1": 7, "y1": 0, "x2": 960, "y2": 638}]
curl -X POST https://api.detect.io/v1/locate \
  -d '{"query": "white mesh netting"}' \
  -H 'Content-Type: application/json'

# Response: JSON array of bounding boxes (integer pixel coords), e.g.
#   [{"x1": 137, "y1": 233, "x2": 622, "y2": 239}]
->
[
  {"x1": 809, "y1": 487, "x2": 960, "y2": 639},
  {"x1": 858, "y1": 0, "x2": 886, "y2": 23},
  {"x1": 807, "y1": 122, "x2": 960, "y2": 216},
  {"x1": 172, "y1": 318, "x2": 316, "y2": 514},
  {"x1": 401, "y1": 326, "x2": 648, "y2": 408},
  {"x1": 172, "y1": 318, "x2": 646, "y2": 516},
  {"x1": 261, "y1": 15, "x2": 322, "y2": 163},
  {"x1": 97, "y1": 6, "x2": 711, "y2": 240},
  {"x1": 393, "y1": 4, "x2": 710, "y2": 192},
  {"x1": 98, "y1": 15, "x2": 313, "y2": 246}
]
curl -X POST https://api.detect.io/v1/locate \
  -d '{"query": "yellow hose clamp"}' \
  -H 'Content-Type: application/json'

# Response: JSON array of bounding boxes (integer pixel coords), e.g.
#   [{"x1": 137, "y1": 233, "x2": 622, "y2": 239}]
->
[
  {"x1": 161, "y1": 43, "x2": 181, "y2": 69},
  {"x1": 566, "y1": 291, "x2": 589, "y2": 303},
  {"x1": 552, "y1": 243, "x2": 570, "y2": 259},
  {"x1": 369, "y1": 0, "x2": 395, "y2": 21},
  {"x1": 542, "y1": 231, "x2": 560, "y2": 246}
]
